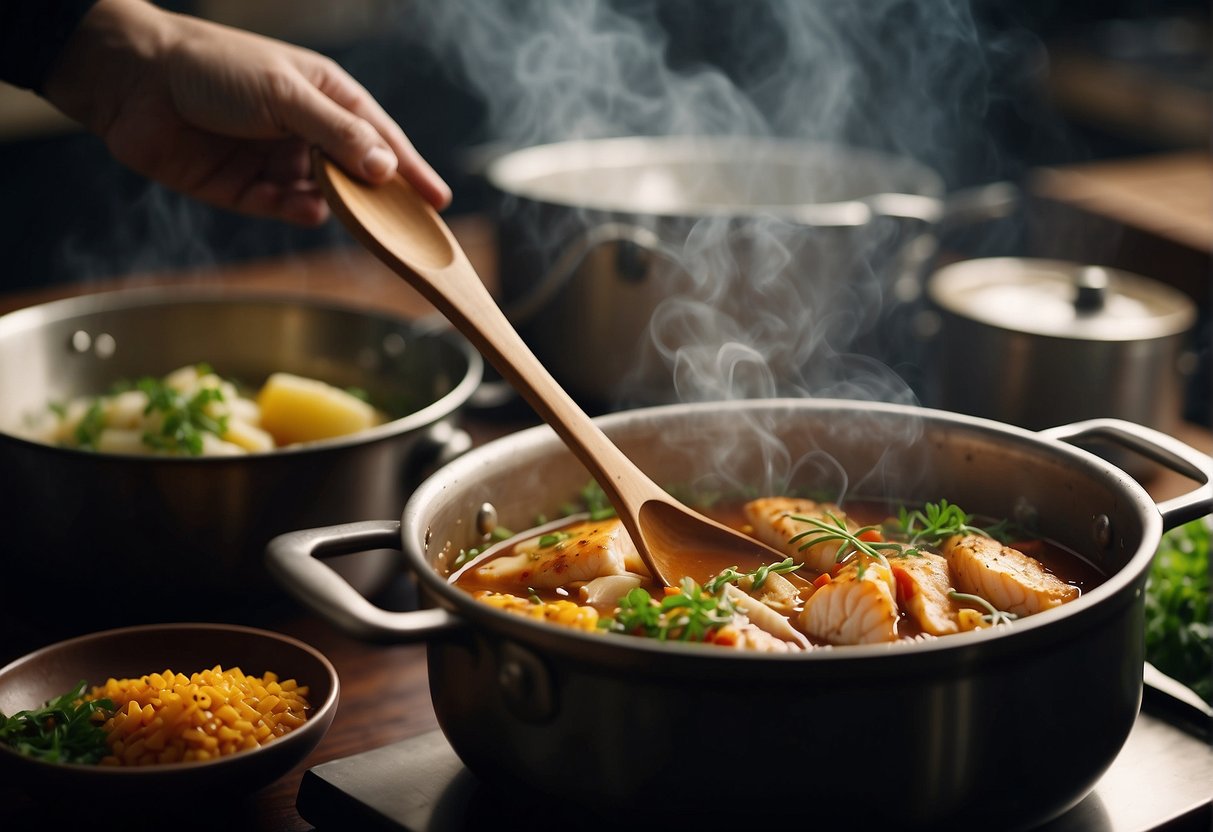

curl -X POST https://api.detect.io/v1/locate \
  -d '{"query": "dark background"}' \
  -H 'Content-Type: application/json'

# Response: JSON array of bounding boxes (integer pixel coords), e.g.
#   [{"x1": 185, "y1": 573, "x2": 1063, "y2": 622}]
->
[{"x1": 0, "y1": 0, "x2": 1208, "y2": 420}]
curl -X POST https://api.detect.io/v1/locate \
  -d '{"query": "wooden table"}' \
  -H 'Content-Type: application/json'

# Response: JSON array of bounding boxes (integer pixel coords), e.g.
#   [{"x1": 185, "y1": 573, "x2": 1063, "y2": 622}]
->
[{"x1": 0, "y1": 217, "x2": 1208, "y2": 830}]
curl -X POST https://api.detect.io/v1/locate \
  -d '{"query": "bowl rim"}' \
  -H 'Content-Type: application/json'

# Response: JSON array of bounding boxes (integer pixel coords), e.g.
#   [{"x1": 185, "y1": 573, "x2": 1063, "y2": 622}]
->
[
  {"x1": 0, "y1": 621, "x2": 339, "y2": 776},
  {"x1": 0, "y1": 285, "x2": 484, "y2": 460}
]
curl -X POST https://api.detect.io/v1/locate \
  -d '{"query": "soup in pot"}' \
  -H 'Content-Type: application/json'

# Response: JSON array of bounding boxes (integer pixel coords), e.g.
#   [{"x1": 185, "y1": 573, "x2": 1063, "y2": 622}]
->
[{"x1": 448, "y1": 492, "x2": 1101, "y2": 652}]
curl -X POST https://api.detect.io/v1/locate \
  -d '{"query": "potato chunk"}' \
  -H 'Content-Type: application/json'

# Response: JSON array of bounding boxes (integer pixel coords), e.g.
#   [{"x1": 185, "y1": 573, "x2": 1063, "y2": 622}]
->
[{"x1": 256, "y1": 373, "x2": 381, "y2": 446}]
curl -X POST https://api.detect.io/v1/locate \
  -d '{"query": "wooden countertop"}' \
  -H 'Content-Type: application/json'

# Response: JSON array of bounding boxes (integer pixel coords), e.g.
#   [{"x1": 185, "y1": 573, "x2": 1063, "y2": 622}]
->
[{"x1": 0, "y1": 216, "x2": 1208, "y2": 830}]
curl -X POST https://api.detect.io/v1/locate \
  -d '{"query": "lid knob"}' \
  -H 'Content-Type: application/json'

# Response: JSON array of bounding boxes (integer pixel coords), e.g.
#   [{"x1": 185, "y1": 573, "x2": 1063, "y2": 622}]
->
[{"x1": 1073, "y1": 266, "x2": 1109, "y2": 314}]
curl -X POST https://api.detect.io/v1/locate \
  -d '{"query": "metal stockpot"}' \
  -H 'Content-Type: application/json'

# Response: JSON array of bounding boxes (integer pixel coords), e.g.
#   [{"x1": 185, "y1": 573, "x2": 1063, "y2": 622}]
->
[
  {"x1": 268, "y1": 399, "x2": 1212, "y2": 830},
  {"x1": 0, "y1": 287, "x2": 482, "y2": 617},
  {"x1": 486, "y1": 136, "x2": 1012, "y2": 407},
  {"x1": 925, "y1": 258, "x2": 1197, "y2": 432}
]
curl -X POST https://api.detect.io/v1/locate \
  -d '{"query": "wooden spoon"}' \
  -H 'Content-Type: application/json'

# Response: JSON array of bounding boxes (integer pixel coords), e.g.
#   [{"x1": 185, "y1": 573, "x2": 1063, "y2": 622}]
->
[{"x1": 313, "y1": 153, "x2": 788, "y2": 587}]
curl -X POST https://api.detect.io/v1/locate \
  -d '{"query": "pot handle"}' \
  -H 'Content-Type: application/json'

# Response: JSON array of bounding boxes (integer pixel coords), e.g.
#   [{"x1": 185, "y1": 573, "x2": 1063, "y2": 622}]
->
[
  {"x1": 266, "y1": 520, "x2": 463, "y2": 643},
  {"x1": 1040, "y1": 418, "x2": 1213, "y2": 528}
]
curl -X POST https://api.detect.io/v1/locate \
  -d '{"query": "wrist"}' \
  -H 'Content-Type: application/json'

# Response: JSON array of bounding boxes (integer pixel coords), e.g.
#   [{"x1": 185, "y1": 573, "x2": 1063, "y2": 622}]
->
[{"x1": 42, "y1": 0, "x2": 178, "y2": 134}]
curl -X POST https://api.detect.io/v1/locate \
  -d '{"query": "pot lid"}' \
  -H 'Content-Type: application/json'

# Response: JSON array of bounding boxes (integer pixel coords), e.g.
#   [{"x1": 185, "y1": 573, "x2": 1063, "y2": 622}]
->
[{"x1": 927, "y1": 258, "x2": 1197, "y2": 341}]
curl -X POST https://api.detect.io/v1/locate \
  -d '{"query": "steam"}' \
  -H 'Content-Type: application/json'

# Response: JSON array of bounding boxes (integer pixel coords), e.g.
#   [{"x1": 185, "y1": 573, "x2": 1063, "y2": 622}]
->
[
  {"x1": 401, "y1": 0, "x2": 1013, "y2": 493},
  {"x1": 413, "y1": 0, "x2": 998, "y2": 171}
]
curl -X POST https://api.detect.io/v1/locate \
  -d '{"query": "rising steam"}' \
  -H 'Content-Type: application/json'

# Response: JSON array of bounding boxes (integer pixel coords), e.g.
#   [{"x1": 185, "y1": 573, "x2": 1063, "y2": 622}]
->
[{"x1": 400, "y1": 0, "x2": 1011, "y2": 424}]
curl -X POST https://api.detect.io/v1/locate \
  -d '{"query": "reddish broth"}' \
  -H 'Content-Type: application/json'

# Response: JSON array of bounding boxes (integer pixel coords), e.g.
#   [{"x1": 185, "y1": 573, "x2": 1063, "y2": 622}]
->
[{"x1": 452, "y1": 498, "x2": 1104, "y2": 647}]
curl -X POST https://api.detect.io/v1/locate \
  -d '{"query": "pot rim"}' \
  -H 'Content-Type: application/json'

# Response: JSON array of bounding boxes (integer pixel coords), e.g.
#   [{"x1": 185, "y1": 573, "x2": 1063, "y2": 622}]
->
[
  {"x1": 0, "y1": 285, "x2": 484, "y2": 460},
  {"x1": 485, "y1": 135, "x2": 946, "y2": 224},
  {"x1": 404, "y1": 398, "x2": 1163, "y2": 666}
]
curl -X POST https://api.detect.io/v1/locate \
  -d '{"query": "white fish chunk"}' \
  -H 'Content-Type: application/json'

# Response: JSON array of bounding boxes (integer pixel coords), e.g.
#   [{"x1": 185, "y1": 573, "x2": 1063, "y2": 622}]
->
[
  {"x1": 890, "y1": 551, "x2": 960, "y2": 636},
  {"x1": 798, "y1": 558, "x2": 899, "y2": 645},
  {"x1": 722, "y1": 583, "x2": 810, "y2": 649},
  {"x1": 473, "y1": 518, "x2": 636, "y2": 591},
  {"x1": 579, "y1": 574, "x2": 643, "y2": 608},
  {"x1": 942, "y1": 534, "x2": 1079, "y2": 616},
  {"x1": 743, "y1": 497, "x2": 852, "y2": 573},
  {"x1": 737, "y1": 570, "x2": 801, "y2": 615}
]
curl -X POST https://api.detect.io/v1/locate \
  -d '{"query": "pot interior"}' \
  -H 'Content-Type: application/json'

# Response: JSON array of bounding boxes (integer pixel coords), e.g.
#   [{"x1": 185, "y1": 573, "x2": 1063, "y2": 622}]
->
[
  {"x1": 411, "y1": 400, "x2": 1157, "y2": 622},
  {"x1": 0, "y1": 288, "x2": 480, "y2": 444}
]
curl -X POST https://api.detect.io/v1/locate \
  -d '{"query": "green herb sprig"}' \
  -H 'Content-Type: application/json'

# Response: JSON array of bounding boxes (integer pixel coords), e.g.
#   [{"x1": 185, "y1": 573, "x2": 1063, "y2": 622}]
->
[
  {"x1": 599, "y1": 578, "x2": 735, "y2": 642},
  {"x1": 452, "y1": 525, "x2": 516, "y2": 569},
  {"x1": 138, "y1": 375, "x2": 229, "y2": 456},
  {"x1": 560, "y1": 481, "x2": 617, "y2": 521},
  {"x1": 704, "y1": 557, "x2": 802, "y2": 595},
  {"x1": 948, "y1": 591, "x2": 1018, "y2": 627},
  {"x1": 0, "y1": 681, "x2": 113, "y2": 765},
  {"x1": 896, "y1": 500, "x2": 1008, "y2": 549},
  {"x1": 72, "y1": 400, "x2": 106, "y2": 450},
  {"x1": 787, "y1": 512, "x2": 903, "y2": 575}
]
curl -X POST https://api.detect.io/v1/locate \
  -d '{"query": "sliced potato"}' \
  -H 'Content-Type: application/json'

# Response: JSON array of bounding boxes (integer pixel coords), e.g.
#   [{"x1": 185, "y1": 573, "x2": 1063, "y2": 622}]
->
[
  {"x1": 256, "y1": 372, "x2": 381, "y2": 446},
  {"x1": 221, "y1": 418, "x2": 276, "y2": 453}
]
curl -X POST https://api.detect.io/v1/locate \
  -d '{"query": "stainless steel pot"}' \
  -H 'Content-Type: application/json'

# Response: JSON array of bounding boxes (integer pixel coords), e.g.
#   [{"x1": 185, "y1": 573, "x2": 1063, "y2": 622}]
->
[
  {"x1": 925, "y1": 258, "x2": 1197, "y2": 433},
  {"x1": 267, "y1": 400, "x2": 1212, "y2": 829},
  {"x1": 0, "y1": 287, "x2": 482, "y2": 615},
  {"x1": 486, "y1": 136, "x2": 1013, "y2": 407}
]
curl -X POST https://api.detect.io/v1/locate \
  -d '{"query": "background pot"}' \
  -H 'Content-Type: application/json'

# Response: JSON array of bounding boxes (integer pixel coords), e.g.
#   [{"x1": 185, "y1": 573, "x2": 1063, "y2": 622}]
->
[
  {"x1": 924, "y1": 257, "x2": 1197, "y2": 434},
  {"x1": 0, "y1": 287, "x2": 482, "y2": 620},
  {"x1": 267, "y1": 400, "x2": 1212, "y2": 830},
  {"x1": 486, "y1": 136, "x2": 1014, "y2": 408}
]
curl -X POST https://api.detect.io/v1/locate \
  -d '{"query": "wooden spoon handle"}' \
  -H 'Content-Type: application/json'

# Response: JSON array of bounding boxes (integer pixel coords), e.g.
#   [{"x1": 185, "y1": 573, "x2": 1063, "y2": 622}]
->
[{"x1": 314, "y1": 154, "x2": 666, "y2": 521}]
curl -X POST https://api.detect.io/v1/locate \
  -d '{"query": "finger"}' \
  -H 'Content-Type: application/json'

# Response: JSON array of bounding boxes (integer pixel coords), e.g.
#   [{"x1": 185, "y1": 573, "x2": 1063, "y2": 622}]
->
[
  {"x1": 271, "y1": 78, "x2": 405, "y2": 187},
  {"x1": 149, "y1": 128, "x2": 330, "y2": 226},
  {"x1": 246, "y1": 181, "x2": 331, "y2": 227},
  {"x1": 261, "y1": 138, "x2": 313, "y2": 184},
  {"x1": 314, "y1": 70, "x2": 452, "y2": 209}
]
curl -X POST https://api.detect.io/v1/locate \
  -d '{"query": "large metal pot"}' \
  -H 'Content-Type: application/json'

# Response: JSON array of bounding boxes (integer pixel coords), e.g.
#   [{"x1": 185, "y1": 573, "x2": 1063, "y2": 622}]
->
[
  {"x1": 486, "y1": 136, "x2": 1011, "y2": 407},
  {"x1": 0, "y1": 287, "x2": 482, "y2": 616},
  {"x1": 268, "y1": 399, "x2": 1212, "y2": 830}
]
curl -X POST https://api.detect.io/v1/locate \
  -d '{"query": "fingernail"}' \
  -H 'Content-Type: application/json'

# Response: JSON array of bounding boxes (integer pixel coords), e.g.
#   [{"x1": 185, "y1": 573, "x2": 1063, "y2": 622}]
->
[{"x1": 362, "y1": 146, "x2": 396, "y2": 180}]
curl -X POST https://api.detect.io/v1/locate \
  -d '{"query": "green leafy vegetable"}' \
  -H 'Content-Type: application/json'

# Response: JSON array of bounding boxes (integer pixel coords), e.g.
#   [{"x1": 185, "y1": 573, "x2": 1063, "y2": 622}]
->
[
  {"x1": 1145, "y1": 519, "x2": 1211, "y2": 705},
  {"x1": 599, "y1": 579, "x2": 735, "y2": 642},
  {"x1": 560, "y1": 481, "x2": 617, "y2": 521},
  {"x1": 72, "y1": 400, "x2": 106, "y2": 450},
  {"x1": 138, "y1": 375, "x2": 228, "y2": 456},
  {"x1": 704, "y1": 557, "x2": 802, "y2": 594},
  {"x1": 453, "y1": 525, "x2": 516, "y2": 569},
  {"x1": 537, "y1": 531, "x2": 573, "y2": 549},
  {"x1": 0, "y1": 681, "x2": 113, "y2": 764}
]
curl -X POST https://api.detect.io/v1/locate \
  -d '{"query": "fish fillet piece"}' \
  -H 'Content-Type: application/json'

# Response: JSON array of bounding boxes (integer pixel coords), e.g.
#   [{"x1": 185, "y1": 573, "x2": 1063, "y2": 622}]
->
[
  {"x1": 722, "y1": 584, "x2": 810, "y2": 649},
  {"x1": 736, "y1": 570, "x2": 801, "y2": 614},
  {"x1": 798, "y1": 558, "x2": 899, "y2": 645},
  {"x1": 890, "y1": 552, "x2": 960, "y2": 636},
  {"x1": 473, "y1": 518, "x2": 636, "y2": 590},
  {"x1": 942, "y1": 534, "x2": 1079, "y2": 616},
  {"x1": 743, "y1": 497, "x2": 851, "y2": 573}
]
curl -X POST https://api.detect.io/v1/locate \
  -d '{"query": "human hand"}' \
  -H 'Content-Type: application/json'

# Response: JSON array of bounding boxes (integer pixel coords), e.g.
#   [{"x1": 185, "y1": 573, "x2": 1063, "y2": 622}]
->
[{"x1": 43, "y1": 0, "x2": 450, "y2": 226}]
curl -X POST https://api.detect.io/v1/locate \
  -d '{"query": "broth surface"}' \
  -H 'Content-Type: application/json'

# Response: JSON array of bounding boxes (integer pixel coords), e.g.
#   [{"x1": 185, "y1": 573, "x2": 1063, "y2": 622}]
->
[{"x1": 451, "y1": 495, "x2": 1102, "y2": 651}]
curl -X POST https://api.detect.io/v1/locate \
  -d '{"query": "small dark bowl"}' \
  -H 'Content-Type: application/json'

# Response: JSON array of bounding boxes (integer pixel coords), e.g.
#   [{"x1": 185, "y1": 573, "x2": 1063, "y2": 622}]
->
[{"x1": 0, "y1": 623, "x2": 338, "y2": 800}]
